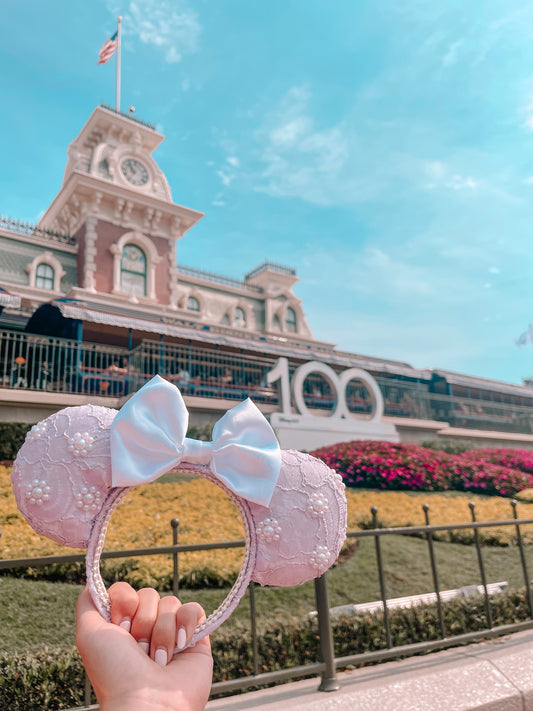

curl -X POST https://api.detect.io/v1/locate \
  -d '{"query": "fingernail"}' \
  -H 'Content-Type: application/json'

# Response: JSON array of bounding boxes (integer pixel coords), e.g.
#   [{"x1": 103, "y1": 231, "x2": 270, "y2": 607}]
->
[
  {"x1": 155, "y1": 648, "x2": 168, "y2": 667},
  {"x1": 139, "y1": 641, "x2": 150, "y2": 654},
  {"x1": 177, "y1": 626, "x2": 187, "y2": 651},
  {"x1": 119, "y1": 618, "x2": 131, "y2": 632}
]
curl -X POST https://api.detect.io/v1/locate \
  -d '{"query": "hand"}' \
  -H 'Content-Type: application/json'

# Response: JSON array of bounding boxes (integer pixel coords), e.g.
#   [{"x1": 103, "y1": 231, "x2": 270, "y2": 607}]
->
[{"x1": 76, "y1": 583, "x2": 213, "y2": 711}]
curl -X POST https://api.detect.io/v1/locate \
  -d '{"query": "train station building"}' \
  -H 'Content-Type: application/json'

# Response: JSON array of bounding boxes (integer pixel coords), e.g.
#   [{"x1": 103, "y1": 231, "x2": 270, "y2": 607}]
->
[{"x1": 2, "y1": 105, "x2": 533, "y2": 450}]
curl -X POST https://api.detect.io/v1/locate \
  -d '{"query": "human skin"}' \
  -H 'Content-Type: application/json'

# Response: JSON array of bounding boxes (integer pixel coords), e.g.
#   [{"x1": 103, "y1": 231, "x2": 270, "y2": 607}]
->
[{"x1": 76, "y1": 582, "x2": 213, "y2": 711}]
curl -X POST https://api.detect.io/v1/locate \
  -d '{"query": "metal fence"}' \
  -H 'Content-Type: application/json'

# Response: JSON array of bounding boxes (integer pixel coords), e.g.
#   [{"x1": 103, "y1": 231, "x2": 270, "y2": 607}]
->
[
  {"x1": 2, "y1": 328, "x2": 533, "y2": 434},
  {"x1": 2, "y1": 501, "x2": 533, "y2": 707}
]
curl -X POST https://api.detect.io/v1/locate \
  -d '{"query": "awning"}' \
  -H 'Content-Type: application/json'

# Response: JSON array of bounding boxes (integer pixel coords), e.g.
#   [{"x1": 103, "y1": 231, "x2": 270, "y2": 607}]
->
[
  {"x1": 0, "y1": 287, "x2": 21, "y2": 308},
  {"x1": 55, "y1": 299, "x2": 431, "y2": 378}
]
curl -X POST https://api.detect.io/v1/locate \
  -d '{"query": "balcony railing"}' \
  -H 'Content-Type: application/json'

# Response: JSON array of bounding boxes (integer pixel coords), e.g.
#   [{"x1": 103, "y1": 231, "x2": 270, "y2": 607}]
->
[{"x1": 1, "y1": 329, "x2": 532, "y2": 435}]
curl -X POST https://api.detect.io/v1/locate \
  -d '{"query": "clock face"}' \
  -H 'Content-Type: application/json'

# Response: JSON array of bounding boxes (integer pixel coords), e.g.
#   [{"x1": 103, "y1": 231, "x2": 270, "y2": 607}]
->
[{"x1": 121, "y1": 158, "x2": 149, "y2": 186}]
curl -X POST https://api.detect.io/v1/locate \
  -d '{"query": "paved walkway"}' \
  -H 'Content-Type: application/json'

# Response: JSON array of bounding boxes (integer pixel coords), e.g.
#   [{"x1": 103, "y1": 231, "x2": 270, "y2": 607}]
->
[{"x1": 206, "y1": 629, "x2": 533, "y2": 711}]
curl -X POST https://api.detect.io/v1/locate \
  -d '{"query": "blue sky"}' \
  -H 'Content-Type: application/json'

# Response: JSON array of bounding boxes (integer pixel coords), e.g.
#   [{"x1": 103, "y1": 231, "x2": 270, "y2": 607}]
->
[{"x1": 2, "y1": 1, "x2": 533, "y2": 385}]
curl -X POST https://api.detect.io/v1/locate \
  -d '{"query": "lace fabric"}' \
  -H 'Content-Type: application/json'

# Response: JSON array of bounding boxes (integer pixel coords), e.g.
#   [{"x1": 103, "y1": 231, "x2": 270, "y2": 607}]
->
[{"x1": 12, "y1": 405, "x2": 117, "y2": 548}]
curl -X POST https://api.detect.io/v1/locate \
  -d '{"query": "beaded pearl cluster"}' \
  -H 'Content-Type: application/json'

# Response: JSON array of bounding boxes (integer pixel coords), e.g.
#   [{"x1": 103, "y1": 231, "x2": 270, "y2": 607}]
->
[
  {"x1": 67, "y1": 432, "x2": 95, "y2": 456},
  {"x1": 25, "y1": 478, "x2": 51, "y2": 506},
  {"x1": 26, "y1": 422, "x2": 47, "y2": 441},
  {"x1": 75, "y1": 486, "x2": 103, "y2": 512},
  {"x1": 257, "y1": 517, "x2": 282, "y2": 542}
]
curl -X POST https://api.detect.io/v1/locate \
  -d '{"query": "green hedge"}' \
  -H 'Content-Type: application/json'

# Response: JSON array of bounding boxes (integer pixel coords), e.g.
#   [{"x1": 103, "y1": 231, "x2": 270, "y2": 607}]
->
[
  {"x1": 0, "y1": 423, "x2": 32, "y2": 461},
  {"x1": 2, "y1": 588, "x2": 531, "y2": 709}
]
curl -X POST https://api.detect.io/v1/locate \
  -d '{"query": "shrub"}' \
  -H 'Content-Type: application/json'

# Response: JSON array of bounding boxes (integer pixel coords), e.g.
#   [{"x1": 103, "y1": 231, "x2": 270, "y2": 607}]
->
[
  {"x1": 0, "y1": 423, "x2": 32, "y2": 461},
  {"x1": 312, "y1": 441, "x2": 533, "y2": 498}
]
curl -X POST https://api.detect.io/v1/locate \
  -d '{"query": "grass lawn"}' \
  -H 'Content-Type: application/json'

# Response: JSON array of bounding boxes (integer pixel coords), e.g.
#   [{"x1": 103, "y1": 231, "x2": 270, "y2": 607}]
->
[{"x1": 2, "y1": 532, "x2": 531, "y2": 655}]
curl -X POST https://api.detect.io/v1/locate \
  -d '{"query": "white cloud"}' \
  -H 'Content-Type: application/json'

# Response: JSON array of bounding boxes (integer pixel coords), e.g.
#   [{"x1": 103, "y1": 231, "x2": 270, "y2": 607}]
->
[
  {"x1": 217, "y1": 170, "x2": 233, "y2": 187},
  {"x1": 252, "y1": 85, "x2": 354, "y2": 205},
  {"x1": 449, "y1": 174, "x2": 477, "y2": 190},
  {"x1": 227, "y1": 156, "x2": 240, "y2": 167},
  {"x1": 112, "y1": 0, "x2": 201, "y2": 63},
  {"x1": 442, "y1": 40, "x2": 462, "y2": 67},
  {"x1": 424, "y1": 161, "x2": 478, "y2": 192}
]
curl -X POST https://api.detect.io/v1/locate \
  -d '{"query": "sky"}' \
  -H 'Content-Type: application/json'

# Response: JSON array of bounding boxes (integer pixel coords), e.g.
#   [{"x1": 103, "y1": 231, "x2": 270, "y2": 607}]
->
[{"x1": 3, "y1": 1, "x2": 533, "y2": 385}]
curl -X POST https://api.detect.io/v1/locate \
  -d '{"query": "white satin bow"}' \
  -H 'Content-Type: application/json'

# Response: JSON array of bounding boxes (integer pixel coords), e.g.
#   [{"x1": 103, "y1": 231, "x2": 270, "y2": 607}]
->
[{"x1": 110, "y1": 375, "x2": 281, "y2": 506}]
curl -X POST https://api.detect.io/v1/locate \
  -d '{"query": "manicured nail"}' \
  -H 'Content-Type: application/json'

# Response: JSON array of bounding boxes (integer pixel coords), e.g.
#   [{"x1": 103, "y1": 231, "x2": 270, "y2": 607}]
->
[
  {"x1": 177, "y1": 626, "x2": 187, "y2": 651},
  {"x1": 119, "y1": 618, "x2": 131, "y2": 632},
  {"x1": 138, "y1": 641, "x2": 150, "y2": 654},
  {"x1": 155, "y1": 648, "x2": 168, "y2": 667}
]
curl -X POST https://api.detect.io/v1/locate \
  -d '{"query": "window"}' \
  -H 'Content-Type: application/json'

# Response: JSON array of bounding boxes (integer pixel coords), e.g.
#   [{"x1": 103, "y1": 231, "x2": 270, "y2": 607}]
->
[
  {"x1": 111, "y1": 232, "x2": 161, "y2": 300},
  {"x1": 121, "y1": 244, "x2": 147, "y2": 296},
  {"x1": 187, "y1": 296, "x2": 200, "y2": 312},
  {"x1": 235, "y1": 307, "x2": 246, "y2": 328},
  {"x1": 285, "y1": 307, "x2": 297, "y2": 333},
  {"x1": 35, "y1": 263, "x2": 54, "y2": 290}
]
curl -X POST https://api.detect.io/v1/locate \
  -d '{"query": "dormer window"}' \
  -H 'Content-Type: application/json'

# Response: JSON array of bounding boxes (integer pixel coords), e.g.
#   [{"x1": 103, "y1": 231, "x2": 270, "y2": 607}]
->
[
  {"x1": 35, "y1": 263, "x2": 54, "y2": 290},
  {"x1": 235, "y1": 307, "x2": 246, "y2": 328},
  {"x1": 187, "y1": 296, "x2": 200, "y2": 312},
  {"x1": 285, "y1": 307, "x2": 297, "y2": 333},
  {"x1": 27, "y1": 251, "x2": 65, "y2": 292},
  {"x1": 121, "y1": 244, "x2": 147, "y2": 297}
]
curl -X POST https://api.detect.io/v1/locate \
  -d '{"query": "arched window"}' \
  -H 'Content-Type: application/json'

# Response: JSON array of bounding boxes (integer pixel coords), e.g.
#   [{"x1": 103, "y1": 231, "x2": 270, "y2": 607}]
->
[
  {"x1": 234, "y1": 306, "x2": 246, "y2": 328},
  {"x1": 121, "y1": 244, "x2": 147, "y2": 296},
  {"x1": 285, "y1": 307, "x2": 297, "y2": 333},
  {"x1": 35, "y1": 263, "x2": 55, "y2": 290},
  {"x1": 187, "y1": 296, "x2": 200, "y2": 312}
]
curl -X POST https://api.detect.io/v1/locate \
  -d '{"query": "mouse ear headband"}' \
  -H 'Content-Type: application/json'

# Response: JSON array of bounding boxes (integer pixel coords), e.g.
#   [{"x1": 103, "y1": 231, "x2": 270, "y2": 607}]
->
[{"x1": 12, "y1": 375, "x2": 347, "y2": 651}]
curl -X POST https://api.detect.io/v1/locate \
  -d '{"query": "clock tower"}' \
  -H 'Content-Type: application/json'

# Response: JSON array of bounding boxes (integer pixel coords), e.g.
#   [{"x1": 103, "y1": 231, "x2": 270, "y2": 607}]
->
[{"x1": 39, "y1": 105, "x2": 203, "y2": 313}]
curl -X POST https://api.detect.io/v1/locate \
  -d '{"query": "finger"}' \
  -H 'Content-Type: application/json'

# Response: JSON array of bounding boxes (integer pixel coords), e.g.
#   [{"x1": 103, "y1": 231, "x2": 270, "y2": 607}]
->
[
  {"x1": 108, "y1": 581, "x2": 139, "y2": 632},
  {"x1": 76, "y1": 587, "x2": 107, "y2": 649},
  {"x1": 151, "y1": 595, "x2": 181, "y2": 667},
  {"x1": 130, "y1": 587, "x2": 160, "y2": 654},
  {"x1": 175, "y1": 601, "x2": 208, "y2": 652}
]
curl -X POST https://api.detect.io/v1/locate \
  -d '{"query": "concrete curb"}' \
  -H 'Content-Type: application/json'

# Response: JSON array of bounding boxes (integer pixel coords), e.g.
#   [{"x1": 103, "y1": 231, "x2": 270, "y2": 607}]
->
[{"x1": 206, "y1": 629, "x2": 533, "y2": 711}]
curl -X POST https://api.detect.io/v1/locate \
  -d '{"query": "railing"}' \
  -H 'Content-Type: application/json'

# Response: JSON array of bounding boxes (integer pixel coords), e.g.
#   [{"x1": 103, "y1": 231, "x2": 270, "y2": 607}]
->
[
  {"x1": 177, "y1": 264, "x2": 263, "y2": 293},
  {"x1": 2, "y1": 501, "x2": 533, "y2": 707},
  {"x1": 245, "y1": 261, "x2": 297, "y2": 280},
  {"x1": 2, "y1": 328, "x2": 533, "y2": 435},
  {"x1": 0, "y1": 214, "x2": 76, "y2": 247},
  {"x1": 0, "y1": 329, "x2": 129, "y2": 395},
  {"x1": 99, "y1": 103, "x2": 157, "y2": 131}
]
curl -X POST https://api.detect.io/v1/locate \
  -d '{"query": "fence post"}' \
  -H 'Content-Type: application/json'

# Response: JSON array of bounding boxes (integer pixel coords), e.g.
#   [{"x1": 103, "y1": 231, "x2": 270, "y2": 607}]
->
[
  {"x1": 315, "y1": 573, "x2": 339, "y2": 692},
  {"x1": 469, "y1": 502, "x2": 492, "y2": 628},
  {"x1": 511, "y1": 499, "x2": 533, "y2": 617},
  {"x1": 171, "y1": 518, "x2": 180, "y2": 597}
]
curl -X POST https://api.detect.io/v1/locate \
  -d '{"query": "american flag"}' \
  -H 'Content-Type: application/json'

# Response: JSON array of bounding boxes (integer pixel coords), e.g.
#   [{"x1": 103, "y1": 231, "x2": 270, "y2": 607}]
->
[{"x1": 97, "y1": 30, "x2": 118, "y2": 65}]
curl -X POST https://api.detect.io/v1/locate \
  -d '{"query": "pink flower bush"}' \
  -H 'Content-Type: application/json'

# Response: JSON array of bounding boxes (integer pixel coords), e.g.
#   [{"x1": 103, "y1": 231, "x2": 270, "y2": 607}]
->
[{"x1": 312, "y1": 441, "x2": 533, "y2": 497}]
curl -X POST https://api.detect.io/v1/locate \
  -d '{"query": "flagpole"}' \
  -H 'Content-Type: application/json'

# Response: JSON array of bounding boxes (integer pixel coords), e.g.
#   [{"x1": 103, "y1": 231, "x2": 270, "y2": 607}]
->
[{"x1": 116, "y1": 16, "x2": 122, "y2": 112}]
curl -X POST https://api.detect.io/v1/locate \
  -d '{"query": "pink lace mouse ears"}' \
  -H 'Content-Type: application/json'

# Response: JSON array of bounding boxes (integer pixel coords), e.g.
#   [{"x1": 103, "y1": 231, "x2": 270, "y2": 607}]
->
[{"x1": 12, "y1": 375, "x2": 347, "y2": 649}]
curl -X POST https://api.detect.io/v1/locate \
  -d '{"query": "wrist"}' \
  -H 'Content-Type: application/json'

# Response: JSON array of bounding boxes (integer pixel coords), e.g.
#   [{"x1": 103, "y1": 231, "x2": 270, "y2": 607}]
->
[{"x1": 100, "y1": 696, "x2": 185, "y2": 711}]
